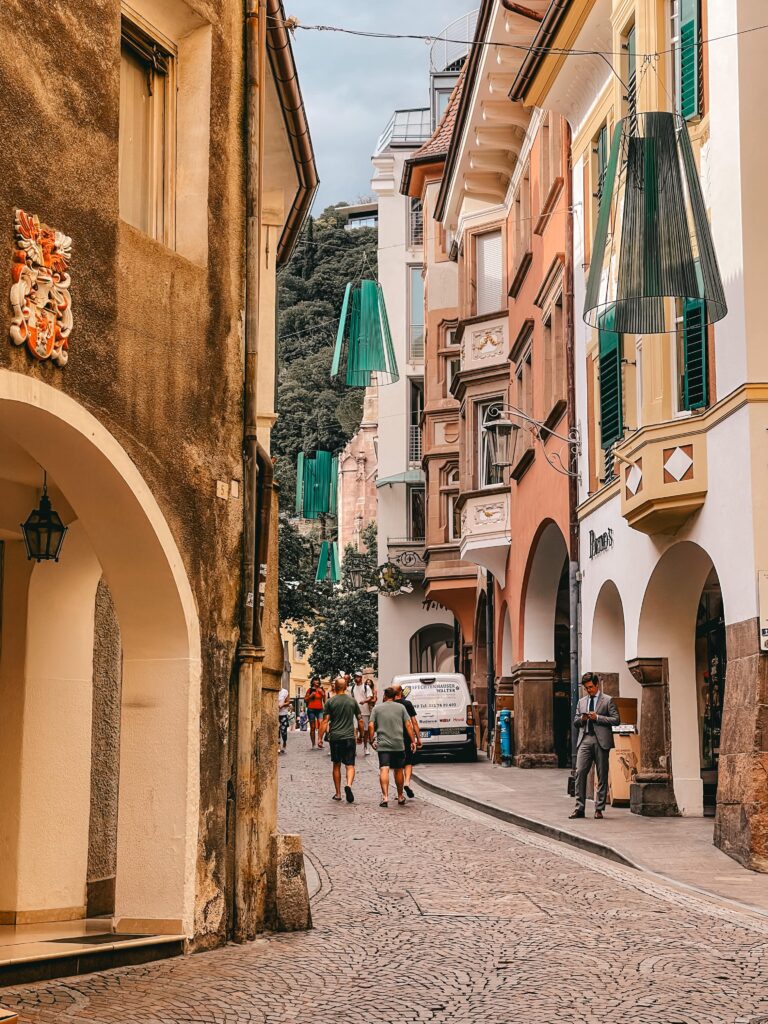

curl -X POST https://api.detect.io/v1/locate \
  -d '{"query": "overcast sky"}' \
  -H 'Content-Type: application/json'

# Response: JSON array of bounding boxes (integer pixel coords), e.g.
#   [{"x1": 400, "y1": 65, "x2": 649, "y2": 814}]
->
[{"x1": 288, "y1": 1, "x2": 476, "y2": 210}]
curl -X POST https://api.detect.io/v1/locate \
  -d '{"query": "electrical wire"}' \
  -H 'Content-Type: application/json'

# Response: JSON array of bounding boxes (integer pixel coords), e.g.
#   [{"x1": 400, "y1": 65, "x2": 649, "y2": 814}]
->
[{"x1": 270, "y1": 13, "x2": 768, "y2": 63}]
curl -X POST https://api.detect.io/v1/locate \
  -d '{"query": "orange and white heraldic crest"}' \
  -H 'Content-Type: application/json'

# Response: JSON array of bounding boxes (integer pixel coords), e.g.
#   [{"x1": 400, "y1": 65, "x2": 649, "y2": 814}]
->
[{"x1": 10, "y1": 209, "x2": 72, "y2": 366}]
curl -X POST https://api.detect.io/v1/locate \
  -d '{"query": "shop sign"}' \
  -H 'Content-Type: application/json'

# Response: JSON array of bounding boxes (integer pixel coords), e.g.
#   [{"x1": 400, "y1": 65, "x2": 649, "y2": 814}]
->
[{"x1": 589, "y1": 527, "x2": 614, "y2": 559}]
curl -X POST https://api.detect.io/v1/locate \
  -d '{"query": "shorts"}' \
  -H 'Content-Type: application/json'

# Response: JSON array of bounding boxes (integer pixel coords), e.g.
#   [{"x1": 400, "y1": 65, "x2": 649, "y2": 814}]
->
[
  {"x1": 377, "y1": 749, "x2": 406, "y2": 770},
  {"x1": 329, "y1": 738, "x2": 357, "y2": 766},
  {"x1": 307, "y1": 708, "x2": 324, "y2": 724},
  {"x1": 403, "y1": 742, "x2": 416, "y2": 766}
]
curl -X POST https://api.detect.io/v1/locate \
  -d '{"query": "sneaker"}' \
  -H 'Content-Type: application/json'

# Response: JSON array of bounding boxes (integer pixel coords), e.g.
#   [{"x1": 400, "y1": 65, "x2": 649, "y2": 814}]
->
[
  {"x1": 344, "y1": 785, "x2": 354, "y2": 804},
  {"x1": 404, "y1": 786, "x2": 415, "y2": 799}
]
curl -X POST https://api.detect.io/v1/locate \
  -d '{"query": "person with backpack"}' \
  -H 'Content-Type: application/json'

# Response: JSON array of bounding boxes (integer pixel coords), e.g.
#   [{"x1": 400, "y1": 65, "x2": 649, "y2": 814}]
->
[
  {"x1": 304, "y1": 675, "x2": 326, "y2": 749},
  {"x1": 351, "y1": 670, "x2": 376, "y2": 755}
]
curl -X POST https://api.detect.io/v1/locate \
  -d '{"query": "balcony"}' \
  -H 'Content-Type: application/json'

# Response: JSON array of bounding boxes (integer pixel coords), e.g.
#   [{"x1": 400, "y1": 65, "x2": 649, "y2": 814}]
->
[
  {"x1": 616, "y1": 422, "x2": 708, "y2": 535},
  {"x1": 408, "y1": 424, "x2": 423, "y2": 467},
  {"x1": 459, "y1": 490, "x2": 510, "y2": 585},
  {"x1": 387, "y1": 538, "x2": 427, "y2": 578}
]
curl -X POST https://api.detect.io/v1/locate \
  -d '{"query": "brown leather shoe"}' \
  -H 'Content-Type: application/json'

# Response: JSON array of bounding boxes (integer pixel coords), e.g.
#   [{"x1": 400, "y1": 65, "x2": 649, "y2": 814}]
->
[
  {"x1": 568, "y1": 810, "x2": 585, "y2": 819},
  {"x1": 594, "y1": 810, "x2": 604, "y2": 819}
]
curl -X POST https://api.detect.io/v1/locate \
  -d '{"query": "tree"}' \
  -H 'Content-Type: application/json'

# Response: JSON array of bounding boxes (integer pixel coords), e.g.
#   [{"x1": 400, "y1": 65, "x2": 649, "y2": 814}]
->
[{"x1": 293, "y1": 524, "x2": 379, "y2": 678}]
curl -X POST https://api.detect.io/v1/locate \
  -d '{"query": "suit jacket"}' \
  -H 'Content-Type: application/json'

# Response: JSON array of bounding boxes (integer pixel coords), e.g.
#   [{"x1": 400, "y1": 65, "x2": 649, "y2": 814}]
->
[{"x1": 574, "y1": 691, "x2": 620, "y2": 750}]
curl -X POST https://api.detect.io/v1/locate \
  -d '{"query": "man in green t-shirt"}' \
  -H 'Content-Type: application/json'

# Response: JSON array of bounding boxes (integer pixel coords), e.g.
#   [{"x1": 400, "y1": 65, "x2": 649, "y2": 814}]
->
[
  {"x1": 322, "y1": 678, "x2": 363, "y2": 803},
  {"x1": 369, "y1": 687, "x2": 416, "y2": 807}
]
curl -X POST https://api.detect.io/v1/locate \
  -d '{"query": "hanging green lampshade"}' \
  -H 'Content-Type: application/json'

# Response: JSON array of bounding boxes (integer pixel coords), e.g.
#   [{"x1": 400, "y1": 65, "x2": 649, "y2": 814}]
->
[
  {"x1": 584, "y1": 112, "x2": 727, "y2": 335},
  {"x1": 315, "y1": 541, "x2": 341, "y2": 583},
  {"x1": 331, "y1": 279, "x2": 399, "y2": 387},
  {"x1": 295, "y1": 451, "x2": 338, "y2": 520}
]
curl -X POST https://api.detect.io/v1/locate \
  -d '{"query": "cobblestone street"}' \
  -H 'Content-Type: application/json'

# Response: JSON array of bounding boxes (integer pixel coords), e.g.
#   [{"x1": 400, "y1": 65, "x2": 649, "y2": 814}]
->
[{"x1": 4, "y1": 735, "x2": 768, "y2": 1024}]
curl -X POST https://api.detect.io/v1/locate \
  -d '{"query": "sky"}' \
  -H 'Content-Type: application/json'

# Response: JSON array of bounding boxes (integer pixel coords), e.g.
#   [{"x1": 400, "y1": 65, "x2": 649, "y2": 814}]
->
[{"x1": 287, "y1": 1, "x2": 477, "y2": 211}]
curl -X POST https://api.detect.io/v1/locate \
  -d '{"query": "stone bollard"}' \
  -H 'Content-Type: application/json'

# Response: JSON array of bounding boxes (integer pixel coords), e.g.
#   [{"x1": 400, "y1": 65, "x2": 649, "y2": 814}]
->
[{"x1": 271, "y1": 833, "x2": 312, "y2": 932}]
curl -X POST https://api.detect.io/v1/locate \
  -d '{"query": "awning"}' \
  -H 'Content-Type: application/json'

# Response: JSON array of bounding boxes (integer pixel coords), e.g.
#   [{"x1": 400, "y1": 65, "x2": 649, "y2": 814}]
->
[{"x1": 376, "y1": 469, "x2": 425, "y2": 489}]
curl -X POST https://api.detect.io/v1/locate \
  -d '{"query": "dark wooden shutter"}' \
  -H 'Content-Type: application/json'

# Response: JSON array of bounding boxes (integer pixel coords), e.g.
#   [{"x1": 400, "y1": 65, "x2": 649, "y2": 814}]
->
[
  {"x1": 598, "y1": 306, "x2": 623, "y2": 451},
  {"x1": 682, "y1": 298, "x2": 707, "y2": 409},
  {"x1": 680, "y1": 0, "x2": 700, "y2": 119}
]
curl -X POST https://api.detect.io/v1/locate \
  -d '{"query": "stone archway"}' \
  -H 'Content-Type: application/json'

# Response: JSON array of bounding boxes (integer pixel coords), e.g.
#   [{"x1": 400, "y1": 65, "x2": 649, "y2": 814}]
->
[
  {"x1": 591, "y1": 579, "x2": 640, "y2": 703},
  {"x1": 0, "y1": 371, "x2": 200, "y2": 935},
  {"x1": 635, "y1": 541, "x2": 719, "y2": 819}
]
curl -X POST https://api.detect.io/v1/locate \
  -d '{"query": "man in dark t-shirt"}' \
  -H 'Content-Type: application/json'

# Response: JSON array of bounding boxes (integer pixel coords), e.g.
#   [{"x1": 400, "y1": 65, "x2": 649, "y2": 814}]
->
[
  {"x1": 322, "y1": 678, "x2": 363, "y2": 803},
  {"x1": 393, "y1": 683, "x2": 421, "y2": 799}
]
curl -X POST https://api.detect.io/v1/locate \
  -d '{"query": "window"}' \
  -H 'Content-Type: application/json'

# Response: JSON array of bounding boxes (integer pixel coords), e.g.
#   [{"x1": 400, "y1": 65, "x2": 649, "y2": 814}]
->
[
  {"x1": 514, "y1": 347, "x2": 534, "y2": 464},
  {"x1": 511, "y1": 165, "x2": 532, "y2": 291},
  {"x1": 475, "y1": 229, "x2": 503, "y2": 316},
  {"x1": 594, "y1": 123, "x2": 609, "y2": 204},
  {"x1": 119, "y1": 19, "x2": 175, "y2": 242},
  {"x1": 408, "y1": 266, "x2": 424, "y2": 361},
  {"x1": 539, "y1": 111, "x2": 563, "y2": 209},
  {"x1": 446, "y1": 355, "x2": 461, "y2": 395},
  {"x1": 409, "y1": 379, "x2": 424, "y2": 465},
  {"x1": 672, "y1": 0, "x2": 702, "y2": 119},
  {"x1": 446, "y1": 328, "x2": 459, "y2": 347},
  {"x1": 408, "y1": 197, "x2": 424, "y2": 248},
  {"x1": 598, "y1": 306, "x2": 624, "y2": 479},
  {"x1": 408, "y1": 485, "x2": 426, "y2": 541},
  {"x1": 624, "y1": 23, "x2": 637, "y2": 125},
  {"x1": 477, "y1": 399, "x2": 504, "y2": 488},
  {"x1": 677, "y1": 298, "x2": 708, "y2": 411},
  {"x1": 445, "y1": 465, "x2": 461, "y2": 541},
  {"x1": 543, "y1": 295, "x2": 565, "y2": 415}
]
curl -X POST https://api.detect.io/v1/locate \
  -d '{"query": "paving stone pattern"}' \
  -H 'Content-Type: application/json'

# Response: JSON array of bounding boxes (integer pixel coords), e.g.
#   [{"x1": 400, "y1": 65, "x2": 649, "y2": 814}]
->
[{"x1": 4, "y1": 735, "x2": 768, "y2": 1024}]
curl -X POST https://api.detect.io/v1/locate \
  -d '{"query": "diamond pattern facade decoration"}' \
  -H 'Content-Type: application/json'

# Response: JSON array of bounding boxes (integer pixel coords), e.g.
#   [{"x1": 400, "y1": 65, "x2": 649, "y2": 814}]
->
[
  {"x1": 663, "y1": 446, "x2": 694, "y2": 483},
  {"x1": 626, "y1": 462, "x2": 643, "y2": 496}
]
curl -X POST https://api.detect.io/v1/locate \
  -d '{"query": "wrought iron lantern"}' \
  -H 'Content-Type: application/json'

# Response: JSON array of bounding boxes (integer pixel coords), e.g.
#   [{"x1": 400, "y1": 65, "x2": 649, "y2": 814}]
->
[
  {"x1": 483, "y1": 416, "x2": 520, "y2": 471},
  {"x1": 331, "y1": 279, "x2": 399, "y2": 387},
  {"x1": 21, "y1": 473, "x2": 67, "y2": 562},
  {"x1": 584, "y1": 112, "x2": 727, "y2": 335}
]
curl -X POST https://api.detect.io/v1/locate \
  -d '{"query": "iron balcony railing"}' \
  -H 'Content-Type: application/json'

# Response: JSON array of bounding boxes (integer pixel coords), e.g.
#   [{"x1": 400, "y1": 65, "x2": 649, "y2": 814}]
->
[
  {"x1": 408, "y1": 199, "x2": 424, "y2": 247},
  {"x1": 409, "y1": 424, "x2": 423, "y2": 465}
]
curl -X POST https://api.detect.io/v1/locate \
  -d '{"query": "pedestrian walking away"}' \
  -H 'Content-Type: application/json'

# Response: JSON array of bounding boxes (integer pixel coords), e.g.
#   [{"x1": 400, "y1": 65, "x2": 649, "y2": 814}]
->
[
  {"x1": 570, "y1": 672, "x2": 620, "y2": 819},
  {"x1": 278, "y1": 685, "x2": 291, "y2": 753},
  {"x1": 369, "y1": 687, "x2": 416, "y2": 807},
  {"x1": 352, "y1": 670, "x2": 376, "y2": 755},
  {"x1": 392, "y1": 683, "x2": 421, "y2": 797},
  {"x1": 322, "y1": 677, "x2": 364, "y2": 803},
  {"x1": 305, "y1": 675, "x2": 326, "y2": 749}
]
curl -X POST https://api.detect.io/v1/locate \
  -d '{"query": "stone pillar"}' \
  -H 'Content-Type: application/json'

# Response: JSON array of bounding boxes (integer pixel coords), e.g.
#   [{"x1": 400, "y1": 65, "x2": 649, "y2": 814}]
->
[
  {"x1": 271, "y1": 834, "x2": 312, "y2": 932},
  {"x1": 627, "y1": 658, "x2": 679, "y2": 816},
  {"x1": 715, "y1": 619, "x2": 768, "y2": 872},
  {"x1": 509, "y1": 661, "x2": 558, "y2": 768}
]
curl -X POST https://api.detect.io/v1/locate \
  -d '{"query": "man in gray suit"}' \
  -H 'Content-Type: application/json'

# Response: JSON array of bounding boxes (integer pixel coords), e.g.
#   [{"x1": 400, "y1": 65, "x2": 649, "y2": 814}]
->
[{"x1": 570, "y1": 672, "x2": 620, "y2": 820}]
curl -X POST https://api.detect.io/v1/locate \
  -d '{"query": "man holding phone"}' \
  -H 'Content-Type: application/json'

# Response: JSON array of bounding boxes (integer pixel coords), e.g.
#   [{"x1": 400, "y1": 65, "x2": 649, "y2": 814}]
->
[{"x1": 570, "y1": 672, "x2": 620, "y2": 820}]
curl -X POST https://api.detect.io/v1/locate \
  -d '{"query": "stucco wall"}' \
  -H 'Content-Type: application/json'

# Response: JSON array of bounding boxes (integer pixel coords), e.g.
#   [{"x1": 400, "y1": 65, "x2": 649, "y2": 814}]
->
[{"x1": 0, "y1": 0, "x2": 246, "y2": 946}]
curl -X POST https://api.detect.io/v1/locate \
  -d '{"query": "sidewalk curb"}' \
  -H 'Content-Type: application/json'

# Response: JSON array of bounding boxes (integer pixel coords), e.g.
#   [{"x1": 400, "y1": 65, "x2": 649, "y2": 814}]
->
[{"x1": 412, "y1": 770, "x2": 640, "y2": 870}]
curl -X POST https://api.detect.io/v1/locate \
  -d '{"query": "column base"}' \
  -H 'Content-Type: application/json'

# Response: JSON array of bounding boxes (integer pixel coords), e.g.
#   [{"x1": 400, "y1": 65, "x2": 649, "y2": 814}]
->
[
  {"x1": 513, "y1": 752, "x2": 558, "y2": 769},
  {"x1": 630, "y1": 780, "x2": 679, "y2": 816}
]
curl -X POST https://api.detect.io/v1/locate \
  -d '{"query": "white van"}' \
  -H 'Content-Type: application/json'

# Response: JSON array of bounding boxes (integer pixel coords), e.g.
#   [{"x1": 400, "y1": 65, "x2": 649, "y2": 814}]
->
[{"x1": 391, "y1": 673, "x2": 476, "y2": 761}]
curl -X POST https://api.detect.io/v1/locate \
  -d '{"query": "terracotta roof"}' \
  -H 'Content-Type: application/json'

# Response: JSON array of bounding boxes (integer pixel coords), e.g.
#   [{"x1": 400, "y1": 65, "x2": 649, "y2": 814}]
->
[{"x1": 400, "y1": 70, "x2": 466, "y2": 195}]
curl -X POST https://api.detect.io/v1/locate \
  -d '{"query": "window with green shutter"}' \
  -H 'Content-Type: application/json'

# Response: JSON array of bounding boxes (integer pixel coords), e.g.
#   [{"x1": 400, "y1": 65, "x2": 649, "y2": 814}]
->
[
  {"x1": 681, "y1": 297, "x2": 708, "y2": 409},
  {"x1": 678, "y1": 0, "x2": 701, "y2": 120},
  {"x1": 598, "y1": 306, "x2": 623, "y2": 472}
]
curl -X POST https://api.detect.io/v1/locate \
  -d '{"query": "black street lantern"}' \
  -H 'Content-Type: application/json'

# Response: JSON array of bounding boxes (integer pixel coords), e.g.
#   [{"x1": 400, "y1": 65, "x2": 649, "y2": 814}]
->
[
  {"x1": 348, "y1": 565, "x2": 364, "y2": 590},
  {"x1": 21, "y1": 475, "x2": 68, "y2": 562},
  {"x1": 484, "y1": 416, "x2": 520, "y2": 470}
]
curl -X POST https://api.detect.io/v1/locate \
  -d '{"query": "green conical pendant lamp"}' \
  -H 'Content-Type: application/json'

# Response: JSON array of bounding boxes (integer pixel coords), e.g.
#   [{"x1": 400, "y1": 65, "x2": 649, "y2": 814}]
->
[
  {"x1": 331, "y1": 279, "x2": 399, "y2": 387},
  {"x1": 584, "y1": 112, "x2": 727, "y2": 334},
  {"x1": 315, "y1": 541, "x2": 341, "y2": 583},
  {"x1": 295, "y1": 451, "x2": 338, "y2": 520}
]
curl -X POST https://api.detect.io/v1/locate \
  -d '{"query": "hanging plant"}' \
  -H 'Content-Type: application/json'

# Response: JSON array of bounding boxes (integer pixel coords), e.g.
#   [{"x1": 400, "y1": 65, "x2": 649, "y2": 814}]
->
[
  {"x1": 331, "y1": 279, "x2": 399, "y2": 387},
  {"x1": 377, "y1": 560, "x2": 414, "y2": 597}
]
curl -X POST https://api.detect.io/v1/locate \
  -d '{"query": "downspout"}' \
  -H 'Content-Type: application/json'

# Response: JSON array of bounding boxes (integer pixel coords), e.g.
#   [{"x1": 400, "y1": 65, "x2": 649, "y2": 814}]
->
[
  {"x1": 235, "y1": 0, "x2": 267, "y2": 944},
  {"x1": 485, "y1": 571, "x2": 496, "y2": 755},
  {"x1": 563, "y1": 119, "x2": 581, "y2": 786}
]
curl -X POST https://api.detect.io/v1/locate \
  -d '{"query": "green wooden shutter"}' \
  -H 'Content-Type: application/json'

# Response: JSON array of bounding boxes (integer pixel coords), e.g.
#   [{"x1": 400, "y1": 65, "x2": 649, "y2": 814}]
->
[
  {"x1": 330, "y1": 542, "x2": 341, "y2": 584},
  {"x1": 295, "y1": 452, "x2": 305, "y2": 515},
  {"x1": 315, "y1": 541, "x2": 340, "y2": 583},
  {"x1": 329, "y1": 456, "x2": 339, "y2": 516},
  {"x1": 598, "y1": 306, "x2": 623, "y2": 450},
  {"x1": 315, "y1": 541, "x2": 329, "y2": 582},
  {"x1": 682, "y1": 298, "x2": 707, "y2": 409},
  {"x1": 680, "y1": 0, "x2": 700, "y2": 120}
]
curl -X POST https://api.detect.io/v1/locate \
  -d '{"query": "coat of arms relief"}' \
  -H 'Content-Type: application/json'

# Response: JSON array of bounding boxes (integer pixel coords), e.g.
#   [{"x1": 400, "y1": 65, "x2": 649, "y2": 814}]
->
[{"x1": 10, "y1": 209, "x2": 72, "y2": 366}]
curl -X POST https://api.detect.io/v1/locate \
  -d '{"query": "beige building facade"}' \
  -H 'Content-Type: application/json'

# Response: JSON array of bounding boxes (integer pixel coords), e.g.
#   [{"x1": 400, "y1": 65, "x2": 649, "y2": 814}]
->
[{"x1": 0, "y1": 0, "x2": 317, "y2": 980}]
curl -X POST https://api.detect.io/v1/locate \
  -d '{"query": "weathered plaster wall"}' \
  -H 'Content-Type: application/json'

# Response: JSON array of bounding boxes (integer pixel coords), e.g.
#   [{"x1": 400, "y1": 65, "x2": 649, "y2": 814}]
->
[{"x1": 0, "y1": 0, "x2": 245, "y2": 946}]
